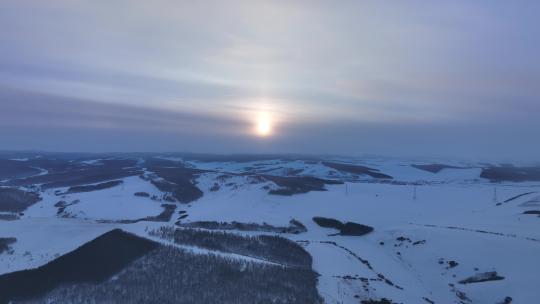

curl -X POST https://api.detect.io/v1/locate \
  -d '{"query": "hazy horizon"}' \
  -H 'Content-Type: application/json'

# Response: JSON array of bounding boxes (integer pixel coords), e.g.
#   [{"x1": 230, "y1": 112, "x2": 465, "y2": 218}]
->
[
  {"x1": 2, "y1": 149, "x2": 539, "y2": 166},
  {"x1": 1, "y1": 1, "x2": 539, "y2": 161}
]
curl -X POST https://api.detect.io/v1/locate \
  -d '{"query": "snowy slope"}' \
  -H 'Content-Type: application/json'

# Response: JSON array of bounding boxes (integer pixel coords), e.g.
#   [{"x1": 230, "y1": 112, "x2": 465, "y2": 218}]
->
[{"x1": 0, "y1": 155, "x2": 539, "y2": 303}]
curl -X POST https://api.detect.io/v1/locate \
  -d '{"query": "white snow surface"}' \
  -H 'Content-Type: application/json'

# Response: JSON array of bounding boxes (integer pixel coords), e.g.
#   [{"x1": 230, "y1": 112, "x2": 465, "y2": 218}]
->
[
  {"x1": 23, "y1": 176, "x2": 165, "y2": 220},
  {"x1": 0, "y1": 157, "x2": 539, "y2": 303}
]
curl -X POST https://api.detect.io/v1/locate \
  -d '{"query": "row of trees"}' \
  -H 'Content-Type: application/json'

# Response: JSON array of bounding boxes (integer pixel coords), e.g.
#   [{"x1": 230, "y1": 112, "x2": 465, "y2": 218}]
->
[
  {"x1": 176, "y1": 218, "x2": 307, "y2": 234},
  {"x1": 27, "y1": 245, "x2": 323, "y2": 304},
  {"x1": 150, "y1": 226, "x2": 313, "y2": 268}
]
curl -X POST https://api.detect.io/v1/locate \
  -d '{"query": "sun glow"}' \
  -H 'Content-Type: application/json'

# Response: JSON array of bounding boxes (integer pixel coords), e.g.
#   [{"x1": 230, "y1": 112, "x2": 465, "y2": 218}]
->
[{"x1": 255, "y1": 112, "x2": 272, "y2": 137}]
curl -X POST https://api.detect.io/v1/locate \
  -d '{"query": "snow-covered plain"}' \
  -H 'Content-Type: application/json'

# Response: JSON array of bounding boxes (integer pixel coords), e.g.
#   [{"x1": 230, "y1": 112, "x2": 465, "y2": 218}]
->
[{"x1": 1, "y1": 156, "x2": 539, "y2": 303}]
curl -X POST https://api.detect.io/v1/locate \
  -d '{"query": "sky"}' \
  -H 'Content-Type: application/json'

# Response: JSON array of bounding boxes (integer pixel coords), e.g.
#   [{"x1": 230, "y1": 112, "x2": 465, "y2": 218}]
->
[{"x1": 0, "y1": 1, "x2": 539, "y2": 161}]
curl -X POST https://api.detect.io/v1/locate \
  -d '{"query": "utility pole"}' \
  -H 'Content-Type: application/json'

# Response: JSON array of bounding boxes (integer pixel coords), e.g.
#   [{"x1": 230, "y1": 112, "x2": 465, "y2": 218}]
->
[
  {"x1": 413, "y1": 185, "x2": 417, "y2": 201},
  {"x1": 337, "y1": 280, "x2": 341, "y2": 302},
  {"x1": 493, "y1": 187, "x2": 497, "y2": 203}
]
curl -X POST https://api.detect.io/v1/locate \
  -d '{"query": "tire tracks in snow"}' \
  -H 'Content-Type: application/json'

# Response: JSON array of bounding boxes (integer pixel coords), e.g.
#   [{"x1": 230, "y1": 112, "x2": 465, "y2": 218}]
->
[
  {"x1": 410, "y1": 223, "x2": 540, "y2": 243},
  {"x1": 298, "y1": 240, "x2": 404, "y2": 290}
]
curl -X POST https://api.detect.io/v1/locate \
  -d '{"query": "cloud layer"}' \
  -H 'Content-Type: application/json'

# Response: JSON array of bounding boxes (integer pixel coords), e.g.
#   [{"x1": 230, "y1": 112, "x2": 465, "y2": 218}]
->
[{"x1": 0, "y1": 1, "x2": 538, "y2": 160}]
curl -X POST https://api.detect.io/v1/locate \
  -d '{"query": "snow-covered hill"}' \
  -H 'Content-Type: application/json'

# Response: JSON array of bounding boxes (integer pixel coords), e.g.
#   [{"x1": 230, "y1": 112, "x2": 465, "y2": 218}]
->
[{"x1": 0, "y1": 153, "x2": 539, "y2": 303}]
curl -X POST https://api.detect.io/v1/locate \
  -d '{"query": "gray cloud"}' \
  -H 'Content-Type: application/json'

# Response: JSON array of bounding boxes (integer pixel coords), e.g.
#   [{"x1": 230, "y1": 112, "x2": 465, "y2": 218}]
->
[
  {"x1": 0, "y1": 1, "x2": 538, "y2": 160},
  {"x1": 0, "y1": 87, "x2": 247, "y2": 133}
]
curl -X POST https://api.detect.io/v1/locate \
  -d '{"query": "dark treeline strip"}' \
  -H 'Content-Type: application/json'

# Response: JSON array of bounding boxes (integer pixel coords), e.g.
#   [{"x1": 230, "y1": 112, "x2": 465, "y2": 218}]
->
[
  {"x1": 147, "y1": 166, "x2": 204, "y2": 203},
  {"x1": 150, "y1": 227, "x2": 312, "y2": 268},
  {"x1": 0, "y1": 229, "x2": 158, "y2": 303},
  {"x1": 176, "y1": 219, "x2": 307, "y2": 234},
  {"x1": 0, "y1": 187, "x2": 41, "y2": 212},
  {"x1": 313, "y1": 216, "x2": 374, "y2": 236},
  {"x1": 0, "y1": 237, "x2": 16, "y2": 254},
  {"x1": 481, "y1": 166, "x2": 540, "y2": 182},
  {"x1": 59, "y1": 180, "x2": 123, "y2": 195},
  {"x1": 264, "y1": 175, "x2": 343, "y2": 195},
  {"x1": 23, "y1": 246, "x2": 323, "y2": 304},
  {"x1": 323, "y1": 162, "x2": 393, "y2": 179},
  {"x1": 6, "y1": 159, "x2": 140, "y2": 189}
]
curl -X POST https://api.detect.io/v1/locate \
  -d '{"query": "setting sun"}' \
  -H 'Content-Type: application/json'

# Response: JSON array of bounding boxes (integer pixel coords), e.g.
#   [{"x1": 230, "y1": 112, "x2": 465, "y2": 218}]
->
[{"x1": 255, "y1": 113, "x2": 272, "y2": 137}]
